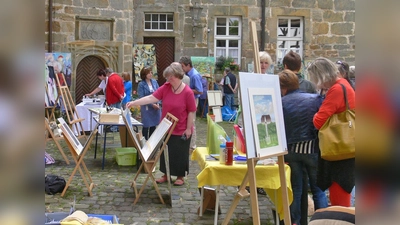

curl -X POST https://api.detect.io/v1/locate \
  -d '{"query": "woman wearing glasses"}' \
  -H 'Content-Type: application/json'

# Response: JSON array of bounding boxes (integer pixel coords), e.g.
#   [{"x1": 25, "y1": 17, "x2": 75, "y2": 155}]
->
[{"x1": 127, "y1": 63, "x2": 196, "y2": 186}]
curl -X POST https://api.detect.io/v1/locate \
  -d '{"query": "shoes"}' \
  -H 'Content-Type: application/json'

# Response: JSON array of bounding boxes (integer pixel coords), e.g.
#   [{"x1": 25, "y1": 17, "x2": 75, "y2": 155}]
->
[
  {"x1": 257, "y1": 187, "x2": 267, "y2": 195},
  {"x1": 155, "y1": 175, "x2": 168, "y2": 184},
  {"x1": 244, "y1": 187, "x2": 266, "y2": 195},
  {"x1": 174, "y1": 178, "x2": 184, "y2": 186}
]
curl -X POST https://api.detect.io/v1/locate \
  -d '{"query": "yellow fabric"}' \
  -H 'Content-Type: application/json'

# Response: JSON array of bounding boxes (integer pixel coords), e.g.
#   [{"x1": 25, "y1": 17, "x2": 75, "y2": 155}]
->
[{"x1": 191, "y1": 147, "x2": 293, "y2": 220}]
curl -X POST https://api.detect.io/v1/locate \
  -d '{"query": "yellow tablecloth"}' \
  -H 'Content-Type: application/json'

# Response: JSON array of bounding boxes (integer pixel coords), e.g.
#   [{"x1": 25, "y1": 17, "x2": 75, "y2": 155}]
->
[{"x1": 191, "y1": 147, "x2": 293, "y2": 220}]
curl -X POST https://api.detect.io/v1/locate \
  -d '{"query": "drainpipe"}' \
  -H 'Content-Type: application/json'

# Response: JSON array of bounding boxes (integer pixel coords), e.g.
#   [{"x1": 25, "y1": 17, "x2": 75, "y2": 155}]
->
[
  {"x1": 260, "y1": 0, "x2": 266, "y2": 51},
  {"x1": 48, "y1": 0, "x2": 53, "y2": 52}
]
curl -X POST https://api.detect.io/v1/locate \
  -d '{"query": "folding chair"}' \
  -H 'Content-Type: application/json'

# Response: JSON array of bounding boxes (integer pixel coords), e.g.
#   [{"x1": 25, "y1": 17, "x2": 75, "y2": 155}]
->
[
  {"x1": 122, "y1": 111, "x2": 178, "y2": 205},
  {"x1": 58, "y1": 118, "x2": 98, "y2": 197}
]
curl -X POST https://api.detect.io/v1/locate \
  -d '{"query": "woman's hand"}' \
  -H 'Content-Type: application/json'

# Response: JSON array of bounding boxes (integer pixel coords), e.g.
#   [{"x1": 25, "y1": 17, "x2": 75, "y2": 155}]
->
[
  {"x1": 184, "y1": 128, "x2": 192, "y2": 139},
  {"x1": 152, "y1": 103, "x2": 160, "y2": 110},
  {"x1": 126, "y1": 101, "x2": 136, "y2": 109}
]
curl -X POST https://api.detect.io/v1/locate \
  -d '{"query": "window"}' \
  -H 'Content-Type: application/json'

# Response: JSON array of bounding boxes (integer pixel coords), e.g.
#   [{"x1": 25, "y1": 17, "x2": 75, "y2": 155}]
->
[
  {"x1": 214, "y1": 17, "x2": 242, "y2": 65},
  {"x1": 144, "y1": 13, "x2": 174, "y2": 31},
  {"x1": 277, "y1": 17, "x2": 303, "y2": 65}
]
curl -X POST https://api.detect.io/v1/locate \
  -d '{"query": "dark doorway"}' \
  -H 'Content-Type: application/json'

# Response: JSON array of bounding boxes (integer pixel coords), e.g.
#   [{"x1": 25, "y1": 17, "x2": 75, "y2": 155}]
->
[
  {"x1": 144, "y1": 37, "x2": 175, "y2": 86},
  {"x1": 75, "y1": 56, "x2": 106, "y2": 104}
]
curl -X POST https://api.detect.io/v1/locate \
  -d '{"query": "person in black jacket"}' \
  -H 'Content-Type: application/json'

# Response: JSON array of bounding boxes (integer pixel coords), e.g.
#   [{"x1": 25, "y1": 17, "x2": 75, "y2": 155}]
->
[
  {"x1": 283, "y1": 50, "x2": 316, "y2": 94},
  {"x1": 222, "y1": 67, "x2": 237, "y2": 110},
  {"x1": 279, "y1": 69, "x2": 328, "y2": 225}
]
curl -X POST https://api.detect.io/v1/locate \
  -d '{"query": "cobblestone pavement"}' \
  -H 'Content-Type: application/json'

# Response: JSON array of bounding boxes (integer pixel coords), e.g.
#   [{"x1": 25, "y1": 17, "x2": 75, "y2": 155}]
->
[{"x1": 45, "y1": 117, "x2": 278, "y2": 225}]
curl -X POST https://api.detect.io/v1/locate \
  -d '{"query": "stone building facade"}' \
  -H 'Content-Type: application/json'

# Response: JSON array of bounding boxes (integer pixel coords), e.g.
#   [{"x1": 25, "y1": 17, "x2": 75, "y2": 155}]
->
[{"x1": 45, "y1": 0, "x2": 355, "y2": 101}]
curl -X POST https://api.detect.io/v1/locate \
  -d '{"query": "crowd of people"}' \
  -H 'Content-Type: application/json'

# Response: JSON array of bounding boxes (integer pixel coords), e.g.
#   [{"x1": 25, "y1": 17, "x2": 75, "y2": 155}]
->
[{"x1": 85, "y1": 51, "x2": 355, "y2": 224}]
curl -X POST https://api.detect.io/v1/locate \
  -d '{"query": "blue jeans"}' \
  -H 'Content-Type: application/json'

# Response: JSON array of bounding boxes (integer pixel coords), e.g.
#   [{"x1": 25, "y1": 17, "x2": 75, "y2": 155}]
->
[
  {"x1": 285, "y1": 151, "x2": 328, "y2": 225},
  {"x1": 224, "y1": 93, "x2": 234, "y2": 110}
]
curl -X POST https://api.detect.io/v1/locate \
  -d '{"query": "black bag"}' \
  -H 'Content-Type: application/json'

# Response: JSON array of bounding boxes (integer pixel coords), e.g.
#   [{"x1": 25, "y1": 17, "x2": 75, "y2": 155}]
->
[{"x1": 45, "y1": 174, "x2": 66, "y2": 195}]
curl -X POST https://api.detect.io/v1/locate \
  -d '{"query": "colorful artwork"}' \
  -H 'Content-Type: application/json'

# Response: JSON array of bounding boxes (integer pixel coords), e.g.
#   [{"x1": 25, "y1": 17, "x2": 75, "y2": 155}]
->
[
  {"x1": 133, "y1": 44, "x2": 157, "y2": 82},
  {"x1": 45, "y1": 52, "x2": 72, "y2": 87},
  {"x1": 191, "y1": 56, "x2": 216, "y2": 76}
]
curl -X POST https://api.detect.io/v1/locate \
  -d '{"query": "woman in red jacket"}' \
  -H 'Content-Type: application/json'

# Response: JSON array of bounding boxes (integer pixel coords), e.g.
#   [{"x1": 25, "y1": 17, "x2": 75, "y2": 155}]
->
[{"x1": 307, "y1": 57, "x2": 355, "y2": 207}]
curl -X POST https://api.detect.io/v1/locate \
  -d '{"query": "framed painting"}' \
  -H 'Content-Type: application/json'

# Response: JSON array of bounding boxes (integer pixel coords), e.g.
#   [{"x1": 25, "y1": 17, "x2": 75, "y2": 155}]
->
[
  {"x1": 238, "y1": 72, "x2": 287, "y2": 159},
  {"x1": 247, "y1": 88, "x2": 286, "y2": 157}
]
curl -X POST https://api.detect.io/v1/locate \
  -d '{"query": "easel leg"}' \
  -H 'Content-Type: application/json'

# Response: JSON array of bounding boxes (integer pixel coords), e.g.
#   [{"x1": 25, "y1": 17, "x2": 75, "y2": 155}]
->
[
  {"x1": 278, "y1": 155, "x2": 291, "y2": 225},
  {"x1": 214, "y1": 185, "x2": 220, "y2": 225},
  {"x1": 248, "y1": 159, "x2": 260, "y2": 224},
  {"x1": 222, "y1": 172, "x2": 250, "y2": 225}
]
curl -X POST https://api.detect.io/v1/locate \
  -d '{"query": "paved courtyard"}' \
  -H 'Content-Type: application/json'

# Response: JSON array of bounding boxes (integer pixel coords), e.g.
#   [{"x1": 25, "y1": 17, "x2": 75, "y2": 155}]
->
[{"x1": 45, "y1": 117, "x2": 279, "y2": 225}]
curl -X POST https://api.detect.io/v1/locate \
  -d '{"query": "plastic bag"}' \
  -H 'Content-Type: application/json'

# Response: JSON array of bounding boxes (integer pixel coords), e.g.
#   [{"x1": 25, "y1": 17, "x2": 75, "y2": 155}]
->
[
  {"x1": 207, "y1": 114, "x2": 228, "y2": 154},
  {"x1": 221, "y1": 106, "x2": 237, "y2": 121}
]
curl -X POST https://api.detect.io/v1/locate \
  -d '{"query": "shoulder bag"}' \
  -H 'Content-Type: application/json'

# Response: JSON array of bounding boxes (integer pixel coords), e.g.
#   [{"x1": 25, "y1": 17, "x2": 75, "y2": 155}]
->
[{"x1": 319, "y1": 84, "x2": 355, "y2": 161}]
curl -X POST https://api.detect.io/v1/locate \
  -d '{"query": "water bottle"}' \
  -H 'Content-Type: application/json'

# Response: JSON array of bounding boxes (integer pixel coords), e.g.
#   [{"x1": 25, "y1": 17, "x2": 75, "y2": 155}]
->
[
  {"x1": 225, "y1": 141, "x2": 233, "y2": 165},
  {"x1": 219, "y1": 143, "x2": 226, "y2": 164}
]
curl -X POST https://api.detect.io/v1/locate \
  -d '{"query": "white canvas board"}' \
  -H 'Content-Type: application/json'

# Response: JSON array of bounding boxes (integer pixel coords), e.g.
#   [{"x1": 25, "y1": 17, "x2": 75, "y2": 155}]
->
[
  {"x1": 207, "y1": 90, "x2": 223, "y2": 106},
  {"x1": 238, "y1": 72, "x2": 287, "y2": 159},
  {"x1": 58, "y1": 117, "x2": 84, "y2": 155},
  {"x1": 141, "y1": 118, "x2": 172, "y2": 161},
  {"x1": 212, "y1": 106, "x2": 223, "y2": 122}
]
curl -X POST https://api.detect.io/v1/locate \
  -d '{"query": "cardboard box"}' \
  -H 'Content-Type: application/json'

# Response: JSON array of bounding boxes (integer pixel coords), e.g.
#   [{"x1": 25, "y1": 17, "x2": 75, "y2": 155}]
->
[{"x1": 99, "y1": 113, "x2": 119, "y2": 123}]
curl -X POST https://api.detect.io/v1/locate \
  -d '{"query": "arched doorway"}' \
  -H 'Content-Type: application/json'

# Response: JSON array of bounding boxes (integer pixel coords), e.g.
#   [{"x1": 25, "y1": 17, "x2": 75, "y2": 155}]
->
[{"x1": 75, "y1": 56, "x2": 106, "y2": 103}]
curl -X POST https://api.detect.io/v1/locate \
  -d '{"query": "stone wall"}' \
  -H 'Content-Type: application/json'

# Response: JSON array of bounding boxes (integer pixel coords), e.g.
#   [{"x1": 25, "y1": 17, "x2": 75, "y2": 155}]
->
[
  {"x1": 47, "y1": 0, "x2": 355, "y2": 76},
  {"x1": 45, "y1": 0, "x2": 134, "y2": 74}
]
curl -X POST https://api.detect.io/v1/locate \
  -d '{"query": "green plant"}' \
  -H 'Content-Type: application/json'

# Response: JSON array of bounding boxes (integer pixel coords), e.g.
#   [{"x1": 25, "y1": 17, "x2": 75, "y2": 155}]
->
[{"x1": 215, "y1": 56, "x2": 240, "y2": 71}]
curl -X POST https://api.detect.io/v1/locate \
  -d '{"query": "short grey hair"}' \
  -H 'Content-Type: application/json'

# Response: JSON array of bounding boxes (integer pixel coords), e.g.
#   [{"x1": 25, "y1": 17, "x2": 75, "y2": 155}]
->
[
  {"x1": 307, "y1": 57, "x2": 339, "y2": 89},
  {"x1": 163, "y1": 62, "x2": 184, "y2": 80},
  {"x1": 105, "y1": 68, "x2": 113, "y2": 74}
]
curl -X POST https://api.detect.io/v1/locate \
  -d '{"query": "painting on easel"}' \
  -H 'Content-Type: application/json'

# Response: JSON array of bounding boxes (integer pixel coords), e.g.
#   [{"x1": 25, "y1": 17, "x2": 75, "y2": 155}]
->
[
  {"x1": 248, "y1": 88, "x2": 285, "y2": 157},
  {"x1": 239, "y1": 72, "x2": 287, "y2": 159}
]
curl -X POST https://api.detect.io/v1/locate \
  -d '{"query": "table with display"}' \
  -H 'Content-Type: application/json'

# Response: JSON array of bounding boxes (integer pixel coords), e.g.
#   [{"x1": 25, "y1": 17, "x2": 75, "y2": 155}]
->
[
  {"x1": 191, "y1": 147, "x2": 293, "y2": 225},
  {"x1": 91, "y1": 110, "x2": 142, "y2": 170},
  {"x1": 75, "y1": 101, "x2": 105, "y2": 132}
]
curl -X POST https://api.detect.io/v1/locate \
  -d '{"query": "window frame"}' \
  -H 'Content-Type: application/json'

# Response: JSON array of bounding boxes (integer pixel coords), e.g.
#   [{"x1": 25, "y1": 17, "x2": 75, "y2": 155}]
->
[
  {"x1": 144, "y1": 13, "x2": 174, "y2": 31},
  {"x1": 276, "y1": 16, "x2": 304, "y2": 66},
  {"x1": 214, "y1": 16, "x2": 242, "y2": 65}
]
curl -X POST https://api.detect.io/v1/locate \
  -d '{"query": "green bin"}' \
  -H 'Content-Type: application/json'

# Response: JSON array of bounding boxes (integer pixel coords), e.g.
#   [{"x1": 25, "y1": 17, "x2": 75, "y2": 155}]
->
[{"x1": 115, "y1": 147, "x2": 137, "y2": 166}]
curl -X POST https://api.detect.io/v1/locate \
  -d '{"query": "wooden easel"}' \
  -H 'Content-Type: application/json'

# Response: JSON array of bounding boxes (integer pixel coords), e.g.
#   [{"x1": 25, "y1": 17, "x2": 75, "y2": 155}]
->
[
  {"x1": 222, "y1": 21, "x2": 291, "y2": 225},
  {"x1": 54, "y1": 73, "x2": 86, "y2": 141},
  {"x1": 123, "y1": 112, "x2": 178, "y2": 205},
  {"x1": 58, "y1": 118, "x2": 97, "y2": 197},
  {"x1": 221, "y1": 153, "x2": 291, "y2": 225},
  {"x1": 45, "y1": 117, "x2": 70, "y2": 164}
]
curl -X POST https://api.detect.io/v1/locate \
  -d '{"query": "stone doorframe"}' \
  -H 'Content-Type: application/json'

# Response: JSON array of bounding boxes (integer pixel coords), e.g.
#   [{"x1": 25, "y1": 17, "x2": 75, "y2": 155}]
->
[{"x1": 66, "y1": 40, "x2": 124, "y2": 100}]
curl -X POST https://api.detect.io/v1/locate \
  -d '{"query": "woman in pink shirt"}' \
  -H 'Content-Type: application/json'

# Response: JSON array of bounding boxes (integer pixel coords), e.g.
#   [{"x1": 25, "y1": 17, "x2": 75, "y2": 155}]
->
[
  {"x1": 307, "y1": 57, "x2": 355, "y2": 207},
  {"x1": 126, "y1": 62, "x2": 197, "y2": 186}
]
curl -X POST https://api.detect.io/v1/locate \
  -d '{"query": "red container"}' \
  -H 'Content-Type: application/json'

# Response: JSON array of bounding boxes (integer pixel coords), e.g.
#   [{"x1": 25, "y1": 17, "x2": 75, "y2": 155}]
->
[{"x1": 225, "y1": 141, "x2": 233, "y2": 165}]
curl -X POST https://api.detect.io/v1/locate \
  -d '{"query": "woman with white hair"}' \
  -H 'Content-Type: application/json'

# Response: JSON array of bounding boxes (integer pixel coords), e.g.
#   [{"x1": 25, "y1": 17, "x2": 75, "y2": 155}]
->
[{"x1": 259, "y1": 51, "x2": 273, "y2": 74}]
